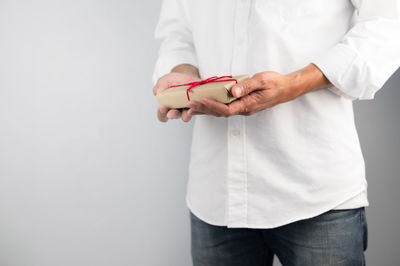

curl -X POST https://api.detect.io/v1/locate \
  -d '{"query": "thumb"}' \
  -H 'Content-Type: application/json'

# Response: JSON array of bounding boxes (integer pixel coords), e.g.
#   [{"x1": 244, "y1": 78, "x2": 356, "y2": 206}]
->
[
  {"x1": 231, "y1": 78, "x2": 260, "y2": 98},
  {"x1": 153, "y1": 76, "x2": 169, "y2": 96}
]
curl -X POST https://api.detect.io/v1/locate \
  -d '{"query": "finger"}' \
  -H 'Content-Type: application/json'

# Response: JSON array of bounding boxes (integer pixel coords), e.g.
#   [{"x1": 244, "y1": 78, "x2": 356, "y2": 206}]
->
[
  {"x1": 188, "y1": 109, "x2": 204, "y2": 116},
  {"x1": 226, "y1": 94, "x2": 261, "y2": 115},
  {"x1": 182, "y1": 108, "x2": 203, "y2": 122},
  {"x1": 231, "y1": 77, "x2": 263, "y2": 98},
  {"x1": 188, "y1": 100, "x2": 222, "y2": 117},
  {"x1": 237, "y1": 97, "x2": 280, "y2": 116},
  {"x1": 181, "y1": 109, "x2": 192, "y2": 122},
  {"x1": 153, "y1": 77, "x2": 167, "y2": 95},
  {"x1": 153, "y1": 84, "x2": 158, "y2": 96},
  {"x1": 157, "y1": 105, "x2": 169, "y2": 122},
  {"x1": 193, "y1": 100, "x2": 223, "y2": 117},
  {"x1": 167, "y1": 109, "x2": 181, "y2": 119},
  {"x1": 199, "y1": 98, "x2": 231, "y2": 116},
  {"x1": 239, "y1": 108, "x2": 261, "y2": 116},
  {"x1": 153, "y1": 80, "x2": 161, "y2": 95}
]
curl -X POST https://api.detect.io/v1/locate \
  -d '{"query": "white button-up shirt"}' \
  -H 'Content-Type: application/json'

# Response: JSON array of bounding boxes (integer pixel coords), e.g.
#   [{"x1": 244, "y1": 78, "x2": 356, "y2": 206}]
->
[{"x1": 153, "y1": 0, "x2": 400, "y2": 228}]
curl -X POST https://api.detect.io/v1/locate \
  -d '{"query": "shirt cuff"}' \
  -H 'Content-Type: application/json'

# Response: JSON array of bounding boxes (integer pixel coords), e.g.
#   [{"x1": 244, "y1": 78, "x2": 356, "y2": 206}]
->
[
  {"x1": 152, "y1": 50, "x2": 198, "y2": 85},
  {"x1": 311, "y1": 44, "x2": 376, "y2": 100}
]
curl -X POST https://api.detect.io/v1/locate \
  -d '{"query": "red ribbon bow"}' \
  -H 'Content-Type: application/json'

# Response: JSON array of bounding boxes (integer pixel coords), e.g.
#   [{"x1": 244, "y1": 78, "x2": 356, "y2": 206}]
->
[{"x1": 168, "y1": 76, "x2": 238, "y2": 102}]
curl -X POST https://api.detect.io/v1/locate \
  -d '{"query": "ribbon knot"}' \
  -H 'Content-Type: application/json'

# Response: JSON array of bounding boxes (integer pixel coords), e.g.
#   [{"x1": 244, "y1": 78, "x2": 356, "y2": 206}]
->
[{"x1": 168, "y1": 76, "x2": 238, "y2": 102}]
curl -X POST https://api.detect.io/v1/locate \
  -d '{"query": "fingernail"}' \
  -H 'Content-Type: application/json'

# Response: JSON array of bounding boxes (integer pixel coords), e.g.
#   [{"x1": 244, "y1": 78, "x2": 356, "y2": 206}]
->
[{"x1": 234, "y1": 86, "x2": 242, "y2": 97}]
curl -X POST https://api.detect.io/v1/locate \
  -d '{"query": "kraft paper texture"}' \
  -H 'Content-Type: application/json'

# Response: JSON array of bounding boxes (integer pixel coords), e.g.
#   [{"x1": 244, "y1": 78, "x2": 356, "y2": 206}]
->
[{"x1": 156, "y1": 75, "x2": 250, "y2": 109}]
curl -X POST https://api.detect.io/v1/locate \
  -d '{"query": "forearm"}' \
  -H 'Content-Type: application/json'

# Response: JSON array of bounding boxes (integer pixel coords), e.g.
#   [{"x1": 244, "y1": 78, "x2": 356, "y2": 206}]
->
[
  {"x1": 171, "y1": 64, "x2": 200, "y2": 78},
  {"x1": 286, "y1": 64, "x2": 332, "y2": 98}
]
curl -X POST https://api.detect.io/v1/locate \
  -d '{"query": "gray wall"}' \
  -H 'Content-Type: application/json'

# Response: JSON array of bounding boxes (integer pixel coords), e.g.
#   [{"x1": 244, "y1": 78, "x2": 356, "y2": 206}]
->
[{"x1": 0, "y1": 1, "x2": 398, "y2": 266}]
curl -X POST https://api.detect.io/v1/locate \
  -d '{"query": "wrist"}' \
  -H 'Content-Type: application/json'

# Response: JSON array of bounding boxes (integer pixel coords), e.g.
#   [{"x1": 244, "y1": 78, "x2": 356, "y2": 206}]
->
[{"x1": 286, "y1": 64, "x2": 332, "y2": 97}]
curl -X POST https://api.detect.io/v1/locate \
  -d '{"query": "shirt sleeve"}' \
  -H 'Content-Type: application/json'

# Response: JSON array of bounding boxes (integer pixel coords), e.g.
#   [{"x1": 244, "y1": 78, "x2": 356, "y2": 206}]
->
[
  {"x1": 152, "y1": 0, "x2": 198, "y2": 85},
  {"x1": 312, "y1": 0, "x2": 400, "y2": 100}
]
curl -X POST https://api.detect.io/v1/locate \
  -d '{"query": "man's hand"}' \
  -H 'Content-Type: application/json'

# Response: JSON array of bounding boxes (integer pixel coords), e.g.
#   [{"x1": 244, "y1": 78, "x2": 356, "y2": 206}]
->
[
  {"x1": 153, "y1": 64, "x2": 201, "y2": 122},
  {"x1": 188, "y1": 64, "x2": 331, "y2": 117}
]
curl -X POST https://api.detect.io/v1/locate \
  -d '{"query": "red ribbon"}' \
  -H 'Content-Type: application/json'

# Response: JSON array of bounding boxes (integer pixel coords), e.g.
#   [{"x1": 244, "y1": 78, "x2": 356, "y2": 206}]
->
[{"x1": 168, "y1": 76, "x2": 238, "y2": 102}]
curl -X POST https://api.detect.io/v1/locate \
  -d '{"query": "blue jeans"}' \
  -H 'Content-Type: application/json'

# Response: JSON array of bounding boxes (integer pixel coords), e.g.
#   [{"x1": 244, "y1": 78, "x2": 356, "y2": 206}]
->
[{"x1": 191, "y1": 208, "x2": 368, "y2": 266}]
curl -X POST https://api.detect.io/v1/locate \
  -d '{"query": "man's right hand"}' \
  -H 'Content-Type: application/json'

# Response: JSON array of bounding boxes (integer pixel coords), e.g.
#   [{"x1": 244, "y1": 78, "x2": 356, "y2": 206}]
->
[{"x1": 153, "y1": 64, "x2": 201, "y2": 123}]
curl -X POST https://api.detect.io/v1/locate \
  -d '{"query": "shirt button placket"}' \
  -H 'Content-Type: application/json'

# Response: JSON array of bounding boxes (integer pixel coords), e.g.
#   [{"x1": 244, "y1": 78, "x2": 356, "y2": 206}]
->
[{"x1": 226, "y1": 0, "x2": 250, "y2": 228}]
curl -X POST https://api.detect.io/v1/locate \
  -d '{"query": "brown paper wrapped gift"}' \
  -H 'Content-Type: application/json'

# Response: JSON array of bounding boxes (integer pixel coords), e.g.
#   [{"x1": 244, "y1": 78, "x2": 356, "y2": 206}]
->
[{"x1": 156, "y1": 75, "x2": 250, "y2": 109}]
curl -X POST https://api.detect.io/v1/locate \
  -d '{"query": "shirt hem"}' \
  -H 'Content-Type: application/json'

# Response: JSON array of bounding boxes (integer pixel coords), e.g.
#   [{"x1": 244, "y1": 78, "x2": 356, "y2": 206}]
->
[{"x1": 186, "y1": 185, "x2": 368, "y2": 229}]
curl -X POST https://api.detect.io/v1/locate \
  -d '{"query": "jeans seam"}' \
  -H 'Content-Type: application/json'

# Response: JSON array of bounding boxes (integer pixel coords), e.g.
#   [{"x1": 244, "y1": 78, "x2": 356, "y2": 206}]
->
[{"x1": 360, "y1": 208, "x2": 368, "y2": 252}]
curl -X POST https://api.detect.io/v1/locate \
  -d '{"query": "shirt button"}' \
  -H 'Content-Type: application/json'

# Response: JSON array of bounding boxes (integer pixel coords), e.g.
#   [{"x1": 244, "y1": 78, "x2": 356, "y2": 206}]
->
[{"x1": 230, "y1": 129, "x2": 241, "y2": 136}]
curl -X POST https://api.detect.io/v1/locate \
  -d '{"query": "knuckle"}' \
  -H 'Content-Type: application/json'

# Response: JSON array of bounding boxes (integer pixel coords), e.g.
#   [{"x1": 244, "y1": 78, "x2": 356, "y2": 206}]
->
[
  {"x1": 242, "y1": 85, "x2": 250, "y2": 95},
  {"x1": 241, "y1": 101, "x2": 250, "y2": 112},
  {"x1": 253, "y1": 72, "x2": 263, "y2": 79},
  {"x1": 224, "y1": 108, "x2": 235, "y2": 117},
  {"x1": 197, "y1": 105, "x2": 206, "y2": 113}
]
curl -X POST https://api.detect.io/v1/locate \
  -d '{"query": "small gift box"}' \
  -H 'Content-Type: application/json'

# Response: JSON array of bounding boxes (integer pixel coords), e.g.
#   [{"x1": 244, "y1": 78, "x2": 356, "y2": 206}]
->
[{"x1": 156, "y1": 75, "x2": 250, "y2": 109}]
